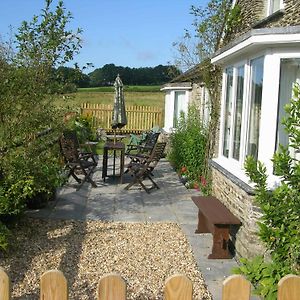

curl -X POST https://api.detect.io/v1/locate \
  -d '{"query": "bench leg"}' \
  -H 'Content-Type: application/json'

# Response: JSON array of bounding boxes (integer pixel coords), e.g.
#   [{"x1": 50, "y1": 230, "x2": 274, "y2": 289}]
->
[
  {"x1": 208, "y1": 225, "x2": 232, "y2": 259},
  {"x1": 195, "y1": 209, "x2": 210, "y2": 233}
]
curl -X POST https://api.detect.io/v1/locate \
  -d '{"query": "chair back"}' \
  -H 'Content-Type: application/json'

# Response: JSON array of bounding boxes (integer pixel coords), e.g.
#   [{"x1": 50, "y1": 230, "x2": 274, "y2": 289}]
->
[
  {"x1": 144, "y1": 132, "x2": 160, "y2": 149},
  {"x1": 147, "y1": 142, "x2": 166, "y2": 168},
  {"x1": 59, "y1": 131, "x2": 80, "y2": 163}
]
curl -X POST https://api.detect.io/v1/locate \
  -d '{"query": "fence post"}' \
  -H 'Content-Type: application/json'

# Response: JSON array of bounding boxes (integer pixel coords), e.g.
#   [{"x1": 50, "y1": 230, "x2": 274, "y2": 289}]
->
[
  {"x1": 98, "y1": 273, "x2": 126, "y2": 300},
  {"x1": 164, "y1": 274, "x2": 192, "y2": 300},
  {"x1": 278, "y1": 274, "x2": 300, "y2": 300},
  {"x1": 222, "y1": 274, "x2": 250, "y2": 300},
  {"x1": 0, "y1": 268, "x2": 10, "y2": 300},
  {"x1": 40, "y1": 270, "x2": 68, "y2": 300}
]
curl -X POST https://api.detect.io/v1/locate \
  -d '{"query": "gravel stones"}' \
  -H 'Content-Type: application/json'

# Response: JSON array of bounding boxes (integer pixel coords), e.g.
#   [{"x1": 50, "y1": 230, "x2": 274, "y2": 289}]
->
[{"x1": 1, "y1": 218, "x2": 212, "y2": 299}]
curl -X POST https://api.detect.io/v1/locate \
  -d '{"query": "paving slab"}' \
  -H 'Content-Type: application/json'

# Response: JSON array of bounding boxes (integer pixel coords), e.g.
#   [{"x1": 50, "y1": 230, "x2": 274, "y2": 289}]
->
[{"x1": 26, "y1": 157, "x2": 259, "y2": 299}]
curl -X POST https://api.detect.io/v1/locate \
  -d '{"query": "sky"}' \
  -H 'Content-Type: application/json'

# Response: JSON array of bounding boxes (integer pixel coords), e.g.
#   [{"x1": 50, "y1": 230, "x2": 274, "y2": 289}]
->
[{"x1": 0, "y1": 0, "x2": 209, "y2": 71}]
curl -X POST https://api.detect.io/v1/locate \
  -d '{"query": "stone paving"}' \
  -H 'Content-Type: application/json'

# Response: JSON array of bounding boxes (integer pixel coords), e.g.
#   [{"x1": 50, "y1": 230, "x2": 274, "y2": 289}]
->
[{"x1": 27, "y1": 157, "x2": 256, "y2": 300}]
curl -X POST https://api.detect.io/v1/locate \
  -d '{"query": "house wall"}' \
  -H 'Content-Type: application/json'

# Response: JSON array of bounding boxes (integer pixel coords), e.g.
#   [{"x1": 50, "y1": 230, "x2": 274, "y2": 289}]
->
[
  {"x1": 190, "y1": 83, "x2": 211, "y2": 127},
  {"x1": 228, "y1": 0, "x2": 300, "y2": 42},
  {"x1": 211, "y1": 166, "x2": 266, "y2": 258},
  {"x1": 210, "y1": 0, "x2": 300, "y2": 260}
]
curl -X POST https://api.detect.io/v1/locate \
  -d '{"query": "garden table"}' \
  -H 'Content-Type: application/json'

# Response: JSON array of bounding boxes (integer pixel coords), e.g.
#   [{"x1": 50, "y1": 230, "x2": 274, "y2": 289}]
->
[{"x1": 102, "y1": 141, "x2": 125, "y2": 183}]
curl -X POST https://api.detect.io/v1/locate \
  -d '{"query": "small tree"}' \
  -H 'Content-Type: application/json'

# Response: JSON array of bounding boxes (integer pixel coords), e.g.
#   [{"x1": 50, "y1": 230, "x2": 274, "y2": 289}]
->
[
  {"x1": 0, "y1": 0, "x2": 82, "y2": 250},
  {"x1": 234, "y1": 84, "x2": 300, "y2": 299}
]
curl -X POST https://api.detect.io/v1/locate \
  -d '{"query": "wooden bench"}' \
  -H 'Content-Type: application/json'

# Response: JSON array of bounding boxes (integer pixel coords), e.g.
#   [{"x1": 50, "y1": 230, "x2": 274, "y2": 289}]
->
[{"x1": 191, "y1": 196, "x2": 241, "y2": 259}]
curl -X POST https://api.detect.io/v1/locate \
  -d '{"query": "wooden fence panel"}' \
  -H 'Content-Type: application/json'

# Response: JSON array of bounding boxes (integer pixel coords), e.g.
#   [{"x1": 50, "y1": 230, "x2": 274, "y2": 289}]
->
[
  {"x1": 98, "y1": 273, "x2": 126, "y2": 300},
  {"x1": 1, "y1": 268, "x2": 300, "y2": 299},
  {"x1": 278, "y1": 274, "x2": 300, "y2": 300},
  {"x1": 222, "y1": 275, "x2": 251, "y2": 300},
  {"x1": 164, "y1": 274, "x2": 192, "y2": 300},
  {"x1": 0, "y1": 268, "x2": 10, "y2": 300},
  {"x1": 40, "y1": 270, "x2": 68, "y2": 300},
  {"x1": 81, "y1": 103, "x2": 163, "y2": 133}
]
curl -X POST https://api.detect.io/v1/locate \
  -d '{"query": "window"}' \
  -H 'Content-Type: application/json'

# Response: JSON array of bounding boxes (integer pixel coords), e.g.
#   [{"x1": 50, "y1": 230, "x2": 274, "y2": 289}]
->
[
  {"x1": 268, "y1": 0, "x2": 282, "y2": 15},
  {"x1": 232, "y1": 66, "x2": 245, "y2": 160},
  {"x1": 222, "y1": 68, "x2": 233, "y2": 157},
  {"x1": 246, "y1": 57, "x2": 264, "y2": 160},
  {"x1": 221, "y1": 65, "x2": 246, "y2": 161},
  {"x1": 276, "y1": 58, "x2": 300, "y2": 149},
  {"x1": 173, "y1": 91, "x2": 186, "y2": 126},
  {"x1": 221, "y1": 57, "x2": 264, "y2": 163}
]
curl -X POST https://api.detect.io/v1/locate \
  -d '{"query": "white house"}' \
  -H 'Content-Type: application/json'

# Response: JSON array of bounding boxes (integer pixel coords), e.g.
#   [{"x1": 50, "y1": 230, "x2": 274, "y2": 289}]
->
[{"x1": 161, "y1": 66, "x2": 210, "y2": 132}]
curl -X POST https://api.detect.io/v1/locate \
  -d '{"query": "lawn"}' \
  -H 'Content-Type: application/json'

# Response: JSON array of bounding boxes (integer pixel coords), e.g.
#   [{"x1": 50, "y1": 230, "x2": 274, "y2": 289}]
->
[{"x1": 55, "y1": 86, "x2": 165, "y2": 110}]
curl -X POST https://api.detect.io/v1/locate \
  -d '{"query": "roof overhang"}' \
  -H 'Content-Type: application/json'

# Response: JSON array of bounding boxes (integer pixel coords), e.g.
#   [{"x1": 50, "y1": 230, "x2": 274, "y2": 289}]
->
[
  {"x1": 212, "y1": 26, "x2": 300, "y2": 65},
  {"x1": 160, "y1": 82, "x2": 192, "y2": 91}
]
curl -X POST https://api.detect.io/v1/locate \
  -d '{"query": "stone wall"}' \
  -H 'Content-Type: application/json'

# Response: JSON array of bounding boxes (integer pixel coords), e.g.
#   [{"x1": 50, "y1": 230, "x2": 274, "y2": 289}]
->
[
  {"x1": 211, "y1": 166, "x2": 266, "y2": 259},
  {"x1": 264, "y1": 0, "x2": 300, "y2": 28},
  {"x1": 226, "y1": 0, "x2": 300, "y2": 43}
]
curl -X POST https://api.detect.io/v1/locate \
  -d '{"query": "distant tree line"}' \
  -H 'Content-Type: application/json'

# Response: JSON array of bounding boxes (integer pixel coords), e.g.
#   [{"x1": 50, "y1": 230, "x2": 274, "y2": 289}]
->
[
  {"x1": 88, "y1": 63, "x2": 181, "y2": 87},
  {"x1": 53, "y1": 63, "x2": 181, "y2": 92}
]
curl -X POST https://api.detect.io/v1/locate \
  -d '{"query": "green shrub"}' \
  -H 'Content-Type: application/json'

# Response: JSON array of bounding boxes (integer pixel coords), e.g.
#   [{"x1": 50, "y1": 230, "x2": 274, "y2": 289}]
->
[
  {"x1": 168, "y1": 105, "x2": 209, "y2": 193},
  {"x1": 234, "y1": 84, "x2": 300, "y2": 299}
]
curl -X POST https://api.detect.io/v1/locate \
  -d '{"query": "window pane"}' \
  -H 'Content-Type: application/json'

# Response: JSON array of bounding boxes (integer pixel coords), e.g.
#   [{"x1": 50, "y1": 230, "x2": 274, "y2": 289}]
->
[
  {"x1": 232, "y1": 66, "x2": 244, "y2": 160},
  {"x1": 270, "y1": 0, "x2": 280, "y2": 14},
  {"x1": 277, "y1": 58, "x2": 300, "y2": 148},
  {"x1": 247, "y1": 57, "x2": 264, "y2": 159},
  {"x1": 223, "y1": 67, "x2": 233, "y2": 157},
  {"x1": 173, "y1": 91, "x2": 185, "y2": 127}
]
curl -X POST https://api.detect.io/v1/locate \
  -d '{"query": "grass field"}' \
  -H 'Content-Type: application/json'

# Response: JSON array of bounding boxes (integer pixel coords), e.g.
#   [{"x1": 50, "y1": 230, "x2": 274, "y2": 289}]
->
[{"x1": 55, "y1": 85, "x2": 165, "y2": 109}]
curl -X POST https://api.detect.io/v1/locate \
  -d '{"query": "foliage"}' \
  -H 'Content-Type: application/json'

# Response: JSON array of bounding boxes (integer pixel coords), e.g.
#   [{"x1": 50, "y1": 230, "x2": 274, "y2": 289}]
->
[
  {"x1": 15, "y1": 0, "x2": 82, "y2": 68},
  {"x1": 173, "y1": 0, "x2": 233, "y2": 70},
  {"x1": 65, "y1": 114, "x2": 96, "y2": 142},
  {"x1": 235, "y1": 84, "x2": 300, "y2": 299},
  {"x1": 168, "y1": 105, "x2": 209, "y2": 194},
  {"x1": 88, "y1": 63, "x2": 181, "y2": 87},
  {"x1": 0, "y1": 0, "x2": 81, "y2": 249},
  {"x1": 0, "y1": 222, "x2": 10, "y2": 251}
]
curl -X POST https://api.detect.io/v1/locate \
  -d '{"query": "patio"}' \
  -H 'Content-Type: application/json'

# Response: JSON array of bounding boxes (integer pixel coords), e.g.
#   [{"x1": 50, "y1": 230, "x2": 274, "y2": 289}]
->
[{"x1": 26, "y1": 156, "x2": 242, "y2": 299}]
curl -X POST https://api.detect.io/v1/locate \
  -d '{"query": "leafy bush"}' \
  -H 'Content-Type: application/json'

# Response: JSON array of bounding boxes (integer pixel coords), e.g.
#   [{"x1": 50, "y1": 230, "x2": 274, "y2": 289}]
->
[
  {"x1": 168, "y1": 105, "x2": 209, "y2": 193},
  {"x1": 65, "y1": 114, "x2": 97, "y2": 142},
  {"x1": 0, "y1": 0, "x2": 82, "y2": 249},
  {"x1": 234, "y1": 84, "x2": 300, "y2": 299}
]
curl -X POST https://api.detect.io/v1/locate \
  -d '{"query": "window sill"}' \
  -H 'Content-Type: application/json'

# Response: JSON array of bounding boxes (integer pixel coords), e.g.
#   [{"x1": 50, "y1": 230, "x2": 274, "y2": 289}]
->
[{"x1": 252, "y1": 9, "x2": 285, "y2": 29}]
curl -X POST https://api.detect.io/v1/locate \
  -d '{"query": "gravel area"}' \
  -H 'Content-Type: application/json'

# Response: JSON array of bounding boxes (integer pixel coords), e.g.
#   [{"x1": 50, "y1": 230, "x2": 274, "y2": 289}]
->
[{"x1": 1, "y1": 218, "x2": 212, "y2": 299}]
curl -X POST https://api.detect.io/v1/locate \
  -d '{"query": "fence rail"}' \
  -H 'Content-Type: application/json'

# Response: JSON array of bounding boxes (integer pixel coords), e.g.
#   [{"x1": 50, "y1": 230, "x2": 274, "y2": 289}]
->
[
  {"x1": 81, "y1": 103, "x2": 163, "y2": 134},
  {"x1": 1, "y1": 268, "x2": 299, "y2": 300}
]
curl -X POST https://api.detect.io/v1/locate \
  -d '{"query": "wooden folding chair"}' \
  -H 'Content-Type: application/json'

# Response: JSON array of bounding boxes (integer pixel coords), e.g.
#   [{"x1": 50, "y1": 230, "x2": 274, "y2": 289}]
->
[
  {"x1": 59, "y1": 131, "x2": 97, "y2": 189},
  {"x1": 124, "y1": 142, "x2": 166, "y2": 193},
  {"x1": 125, "y1": 131, "x2": 160, "y2": 156}
]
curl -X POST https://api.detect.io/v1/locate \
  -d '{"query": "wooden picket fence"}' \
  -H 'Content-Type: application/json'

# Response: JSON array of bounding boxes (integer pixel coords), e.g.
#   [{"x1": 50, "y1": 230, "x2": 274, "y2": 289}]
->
[
  {"x1": 81, "y1": 103, "x2": 163, "y2": 134},
  {"x1": 1, "y1": 268, "x2": 299, "y2": 300}
]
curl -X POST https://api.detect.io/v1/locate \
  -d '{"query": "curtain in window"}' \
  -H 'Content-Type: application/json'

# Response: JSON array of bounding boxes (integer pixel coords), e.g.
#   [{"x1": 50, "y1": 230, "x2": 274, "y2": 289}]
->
[
  {"x1": 232, "y1": 66, "x2": 245, "y2": 160},
  {"x1": 247, "y1": 57, "x2": 264, "y2": 160},
  {"x1": 223, "y1": 68, "x2": 233, "y2": 157}
]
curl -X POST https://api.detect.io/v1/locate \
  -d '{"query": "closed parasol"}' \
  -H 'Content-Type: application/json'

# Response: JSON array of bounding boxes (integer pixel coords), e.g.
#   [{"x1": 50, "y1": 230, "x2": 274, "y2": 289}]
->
[{"x1": 112, "y1": 74, "x2": 127, "y2": 131}]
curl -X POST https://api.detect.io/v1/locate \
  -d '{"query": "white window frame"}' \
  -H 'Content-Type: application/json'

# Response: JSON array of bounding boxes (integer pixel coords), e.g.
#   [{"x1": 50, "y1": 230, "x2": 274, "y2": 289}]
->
[
  {"x1": 162, "y1": 87, "x2": 191, "y2": 132},
  {"x1": 219, "y1": 58, "x2": 262, "y2": 175},
  {"x1": 215, "y1": 48, "x2": 300, "y2": 188},
  {"x1": 267, "y1": 0, "x2": 284, "y2": 16}
]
